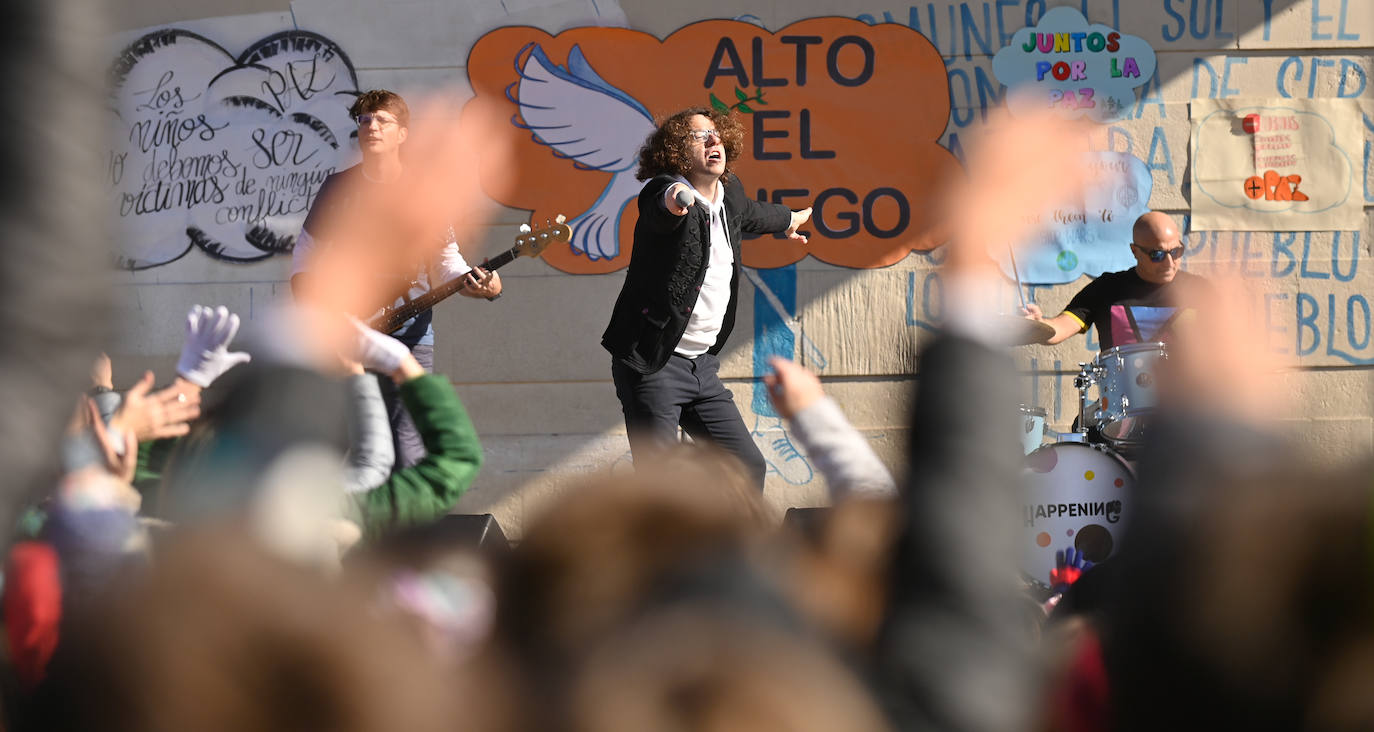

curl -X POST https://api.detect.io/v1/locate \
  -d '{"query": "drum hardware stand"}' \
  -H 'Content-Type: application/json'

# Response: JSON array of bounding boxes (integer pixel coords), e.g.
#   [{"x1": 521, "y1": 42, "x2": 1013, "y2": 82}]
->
[{"x1": 1072, "y1": 361, "x2": 1104, "y2": 440}]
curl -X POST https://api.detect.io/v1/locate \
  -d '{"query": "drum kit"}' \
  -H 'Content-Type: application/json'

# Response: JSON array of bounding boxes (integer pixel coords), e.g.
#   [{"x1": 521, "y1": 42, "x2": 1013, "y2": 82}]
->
[{"x1": 997, "y1": 315, "x2": 1167, "y2": 588}]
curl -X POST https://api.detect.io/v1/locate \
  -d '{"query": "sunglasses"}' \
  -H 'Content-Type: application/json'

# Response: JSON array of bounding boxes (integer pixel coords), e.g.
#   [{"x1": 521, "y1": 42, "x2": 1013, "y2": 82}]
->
[{"x1": 1132, "y1": 244, "x2": 1185, "y2": 263}]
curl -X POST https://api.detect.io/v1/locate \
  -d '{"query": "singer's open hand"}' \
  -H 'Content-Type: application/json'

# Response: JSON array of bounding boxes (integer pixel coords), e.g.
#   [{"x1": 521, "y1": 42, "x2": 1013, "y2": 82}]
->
[{"x1": 785, "y1": 207, "x2": 812, "y2": 244}]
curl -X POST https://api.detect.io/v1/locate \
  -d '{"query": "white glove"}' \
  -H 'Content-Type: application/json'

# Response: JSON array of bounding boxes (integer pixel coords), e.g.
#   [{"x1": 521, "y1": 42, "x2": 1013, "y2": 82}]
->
[
  {"x1": 176, "y1": 305, "x2": 252, "y2": 387},
  {"x1": 348, "y1": 318, "x2": 411, "y2": 375}
]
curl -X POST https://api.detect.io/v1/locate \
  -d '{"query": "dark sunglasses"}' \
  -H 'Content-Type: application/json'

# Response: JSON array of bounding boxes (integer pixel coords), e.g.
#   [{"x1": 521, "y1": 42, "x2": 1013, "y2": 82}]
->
[{"x1": 1132, "y1": 244, "x2": 1185, "y2": 263}]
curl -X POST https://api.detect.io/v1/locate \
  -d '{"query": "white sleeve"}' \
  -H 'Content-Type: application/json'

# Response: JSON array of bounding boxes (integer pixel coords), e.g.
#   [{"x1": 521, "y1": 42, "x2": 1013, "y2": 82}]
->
[
  {"x1": 342, "y1": 374, "x2": 396, "y2": 494},
  {"x1": 788, "y1": 397, "x2": 897, "y2": 499},
  {"x1": 290, "y1": 228, "x2": 317, "y2": 278},
  {"x1": 434, "y1": 239, "x2": 472, "y2": 286}
]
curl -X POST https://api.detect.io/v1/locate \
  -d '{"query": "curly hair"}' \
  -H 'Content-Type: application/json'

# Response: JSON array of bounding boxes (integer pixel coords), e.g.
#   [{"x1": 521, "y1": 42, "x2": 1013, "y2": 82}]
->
[
  {"x1": 348, "y1": 89, "x2": 410, "y2": 128},
  {"x1": 635, "y1": 107, "x2": 744, "y2": 183}
]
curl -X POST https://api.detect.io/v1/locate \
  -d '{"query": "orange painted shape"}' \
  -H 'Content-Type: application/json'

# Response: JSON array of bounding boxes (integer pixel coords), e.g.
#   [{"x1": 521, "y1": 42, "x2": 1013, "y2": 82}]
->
[
  {"x1": 465, "y1": 19, "x2": 957, "y2": 274},
  {"x1": 1288, "y1": 174, "x2": 1309, "y2": 201}
]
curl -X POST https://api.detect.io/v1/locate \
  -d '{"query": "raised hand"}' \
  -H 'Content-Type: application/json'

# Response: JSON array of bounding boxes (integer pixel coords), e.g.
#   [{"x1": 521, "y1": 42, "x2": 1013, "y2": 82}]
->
[
  {"x1": 764, "y1": 356, "x2": 824, "y2": 419},
  {"x1": 346, "y1": 318, "x2": 422, "y2": 382},
  {"x1": 785, "y1": 207, "x2": 812, "y2": 244},
  {"x1": 1049, "y1": 546, "x2": 1094, "y2": 592},
  {"x1": 176, "y1": 305, "x2": 251, "y2": 388},
  {"x1": 112, "y1": 371, "x2": 202, "y2": 442}
]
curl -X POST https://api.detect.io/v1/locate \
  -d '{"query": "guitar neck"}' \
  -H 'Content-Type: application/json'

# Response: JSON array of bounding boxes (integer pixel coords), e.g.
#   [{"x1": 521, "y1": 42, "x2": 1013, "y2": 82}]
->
[
  {"x1": 374, "y1": 248, "x2": 519, "y2": 333},
  {"x1": 415, "y1": 249, "x2": 518, "y2": 310}
]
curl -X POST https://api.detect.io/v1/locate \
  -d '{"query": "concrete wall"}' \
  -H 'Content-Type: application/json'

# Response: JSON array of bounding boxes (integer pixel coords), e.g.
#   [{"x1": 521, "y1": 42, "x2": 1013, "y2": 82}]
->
[{"x1": 104, "y1": 0, "x2": 1373, "y2": 535}]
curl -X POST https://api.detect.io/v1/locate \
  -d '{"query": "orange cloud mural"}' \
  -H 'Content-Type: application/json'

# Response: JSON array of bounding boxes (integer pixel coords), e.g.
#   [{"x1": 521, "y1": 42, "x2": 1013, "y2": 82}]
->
[{"x1": 465, "y1": 19, "x2": 956, "y2": 274}]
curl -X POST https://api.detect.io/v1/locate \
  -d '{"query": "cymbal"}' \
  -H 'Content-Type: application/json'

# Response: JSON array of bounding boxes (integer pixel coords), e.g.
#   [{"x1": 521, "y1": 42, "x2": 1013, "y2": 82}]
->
[{"x1": 989, "y1": 315, "x2": 1056, "y2": 346}]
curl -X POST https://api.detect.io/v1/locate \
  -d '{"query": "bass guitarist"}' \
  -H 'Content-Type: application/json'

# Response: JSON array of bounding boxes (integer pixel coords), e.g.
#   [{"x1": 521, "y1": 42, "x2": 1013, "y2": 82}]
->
[{"x1": 291, "y1": 89, "x2": 501, "y2": 469}]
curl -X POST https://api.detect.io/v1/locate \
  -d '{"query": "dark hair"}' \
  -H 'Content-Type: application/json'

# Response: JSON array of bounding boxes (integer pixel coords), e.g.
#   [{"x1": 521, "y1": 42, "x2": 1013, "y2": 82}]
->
[
  {"x1": 349, "y1": 89, "x2": 410, "y2": 128},
  {"x1": 635, "y1": 107, "x2": 744, "y2": 182}
]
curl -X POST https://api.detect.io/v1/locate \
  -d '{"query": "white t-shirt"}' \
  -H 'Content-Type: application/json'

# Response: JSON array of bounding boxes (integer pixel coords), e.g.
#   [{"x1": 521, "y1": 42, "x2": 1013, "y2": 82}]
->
[{"x1": 675, "y1": 181, "x2": 733, "y2": 357}]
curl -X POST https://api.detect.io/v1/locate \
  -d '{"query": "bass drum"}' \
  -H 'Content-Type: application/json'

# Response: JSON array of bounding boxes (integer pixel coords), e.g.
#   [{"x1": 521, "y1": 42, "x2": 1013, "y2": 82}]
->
[{"x1": 1019, "y1": 442, "x2": 1133, "y2": 588}]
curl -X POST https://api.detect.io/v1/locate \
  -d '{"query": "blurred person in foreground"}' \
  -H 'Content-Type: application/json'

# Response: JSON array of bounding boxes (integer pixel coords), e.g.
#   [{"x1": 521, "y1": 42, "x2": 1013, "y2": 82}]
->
[
  {"x1": 1090, "y1": 265, "x2": 1374, "y2": 731},
  {"x1": 602, "y1": 107, "x2": 812, "y2": 489},
  {"x1": 25, "y1": 529, "x2": 466, "y2": 732},
  {"x1": 292, "y1": 89, "x2": 504, "y2": 470},
  {"x1": 868, "y1": 106, "x2": 1091, "y2": 732},
  {"x1": 155, "y1": 315, "x2": 483, "y2": 564},
  {"x1": 479, "y1": 444, "x2": 894, "y2": 732},
  {"x1": 0, "y1": 0, "x2": 114, "y2": 542}
]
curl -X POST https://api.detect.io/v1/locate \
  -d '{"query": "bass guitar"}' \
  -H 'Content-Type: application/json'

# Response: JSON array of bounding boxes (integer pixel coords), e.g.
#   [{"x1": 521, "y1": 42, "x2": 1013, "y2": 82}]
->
[{"x1": 367, "y1": 215, "x2": 571, "y2": 334}]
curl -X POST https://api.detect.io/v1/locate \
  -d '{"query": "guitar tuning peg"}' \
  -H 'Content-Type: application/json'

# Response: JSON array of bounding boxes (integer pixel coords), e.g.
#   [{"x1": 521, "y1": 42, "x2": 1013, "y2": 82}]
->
[
  {"x1": 519, "y1": 223, "x2": 532, "y2": 234},
  {"x1": 555, "y1": 214, "x2": 566, "y2": 224}
]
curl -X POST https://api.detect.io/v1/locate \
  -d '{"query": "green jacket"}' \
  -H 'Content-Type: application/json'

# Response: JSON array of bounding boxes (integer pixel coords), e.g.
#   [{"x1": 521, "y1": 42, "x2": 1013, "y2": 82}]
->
[{"x1": 349, "y1": 374, "x2": 483, "y2": 540}]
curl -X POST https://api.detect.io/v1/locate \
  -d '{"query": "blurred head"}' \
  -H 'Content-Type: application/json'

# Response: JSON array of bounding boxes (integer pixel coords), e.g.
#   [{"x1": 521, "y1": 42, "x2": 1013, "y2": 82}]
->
[
  {"x1": 156, "y1": 362, "x2": 352, "y2": 566},
  {"x1": 1130, "y1": 211, "x2": 1184, "y2": 284},
  {"x1": 569, "y1": 610, "x2": 892, "y2": 732},
  {"x1": 636, "y1": 107, "x2": 744, "y2": 185},
  {"x1": 349, "y1": 89, "x2": 409, "y2": 158},
  {"x1": 784, "y1": 497, "x2": 901, "y2": 652},
  {"x1": 491, "y1": 445, "x2": 775, "y2": 666},
  {"x1": 1105, "y1": 448, "x2": 1374, "y2": 732},
  {"x1": 36, "y1": 529, "x2": 462, "y2": 732}
]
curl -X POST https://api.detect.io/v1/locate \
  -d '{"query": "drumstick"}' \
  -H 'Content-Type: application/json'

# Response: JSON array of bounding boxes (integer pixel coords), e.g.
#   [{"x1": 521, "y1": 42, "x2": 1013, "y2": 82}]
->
[{"x1": 1007, "y1": 244, "x2": 1029, "y2": 312}]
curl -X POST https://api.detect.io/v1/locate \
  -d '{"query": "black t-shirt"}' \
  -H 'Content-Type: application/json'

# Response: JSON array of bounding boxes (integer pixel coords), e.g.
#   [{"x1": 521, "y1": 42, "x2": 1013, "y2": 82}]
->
[{"x1": 1062, "y1": 268, "x2": 1209, "y2": 351}]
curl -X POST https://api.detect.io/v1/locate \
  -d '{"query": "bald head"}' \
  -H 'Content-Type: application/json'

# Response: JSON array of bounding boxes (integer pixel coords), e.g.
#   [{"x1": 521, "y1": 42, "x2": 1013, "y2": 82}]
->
[
  {"x1": 1132, "y1": 211, "x2": 1180, "y2": 249},
  {"x1": 1129, "y1": 211, "x2": 1183, "y2": 284}
]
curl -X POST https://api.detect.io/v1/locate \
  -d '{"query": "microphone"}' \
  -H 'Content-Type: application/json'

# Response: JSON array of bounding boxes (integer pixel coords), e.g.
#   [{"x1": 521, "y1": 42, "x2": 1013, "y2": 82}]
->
[{"x1": 674, "y1": 188, "x2": 694, "y2": 210}]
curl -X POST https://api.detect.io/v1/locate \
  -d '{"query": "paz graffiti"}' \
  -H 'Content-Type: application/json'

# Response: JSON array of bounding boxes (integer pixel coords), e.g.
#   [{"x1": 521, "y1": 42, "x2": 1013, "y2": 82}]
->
[{"x1": 106, "y1": 29, "x2": 359, "y2": 269}]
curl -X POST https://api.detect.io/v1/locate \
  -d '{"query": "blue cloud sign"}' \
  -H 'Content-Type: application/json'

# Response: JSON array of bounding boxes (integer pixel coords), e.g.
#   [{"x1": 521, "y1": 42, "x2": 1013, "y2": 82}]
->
[
  {"x1": 995, "y1": 151, "x2": 1152, "y2": 285},
  {"x1": 992, "y1": 7, "x2": 1156, "y2": 123}
]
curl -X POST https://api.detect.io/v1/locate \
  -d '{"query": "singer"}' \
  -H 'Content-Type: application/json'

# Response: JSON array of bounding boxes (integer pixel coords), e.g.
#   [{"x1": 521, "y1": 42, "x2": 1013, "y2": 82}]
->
[{"x1": 601, "y1": 107, "x2": 812, "y2": 488}]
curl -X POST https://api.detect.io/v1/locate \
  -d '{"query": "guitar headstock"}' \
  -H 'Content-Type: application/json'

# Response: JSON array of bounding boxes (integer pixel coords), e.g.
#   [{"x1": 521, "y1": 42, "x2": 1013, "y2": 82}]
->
[{"x1": 512, "y1": 214, "x2": 573, "y2": 258}]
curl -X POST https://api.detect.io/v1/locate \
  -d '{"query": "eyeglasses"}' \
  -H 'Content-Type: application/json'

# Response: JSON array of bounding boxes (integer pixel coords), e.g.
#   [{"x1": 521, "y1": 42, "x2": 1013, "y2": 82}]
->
[
  {"x1": 356, "y1": 113, "x2": 400, "y2": 128},
  {"x1": 686, "y1": 129, "x2": 720, "y2": 144},
  {"x1": 1132, "y1": 244, "x2": 1185, "y2": 263}
]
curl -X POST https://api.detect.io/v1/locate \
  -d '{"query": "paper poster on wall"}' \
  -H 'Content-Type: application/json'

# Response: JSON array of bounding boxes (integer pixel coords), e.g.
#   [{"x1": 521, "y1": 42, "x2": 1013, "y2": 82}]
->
[
  {"x1": 1189, "y1": 98, "x2": 1362, "y2": 231},
  {"x1": 991, "y1": 7, "x2": 1156, "y2": 124},
  {"x1": 994, "y1": 151, "x2": 1152, "y2": 286},
  {"x1": 464, "y1": 18, "x2": 958, "y2": 274},
  {"x1": 106, "y1": 29, "x2": 360, "y2": 269}
]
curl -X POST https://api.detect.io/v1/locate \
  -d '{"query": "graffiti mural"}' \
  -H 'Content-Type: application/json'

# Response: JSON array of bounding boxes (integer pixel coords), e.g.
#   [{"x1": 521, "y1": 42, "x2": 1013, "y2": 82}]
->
[{"x1": 106, "y1": 29, "x2": 359, "y2": 269}]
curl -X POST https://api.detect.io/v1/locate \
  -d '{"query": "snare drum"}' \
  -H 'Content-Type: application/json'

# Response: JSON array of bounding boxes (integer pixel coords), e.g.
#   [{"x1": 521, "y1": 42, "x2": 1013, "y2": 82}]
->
[
  {"x1": 1020, "y1": 442, "x2": 1133, "y2": 587},
  {"x1": 1017, "y1": 405, "x2": 1047, "y2": 455},
  {"x1": 1089, "y1": 342, "x2": 1167, "y2": 446}
]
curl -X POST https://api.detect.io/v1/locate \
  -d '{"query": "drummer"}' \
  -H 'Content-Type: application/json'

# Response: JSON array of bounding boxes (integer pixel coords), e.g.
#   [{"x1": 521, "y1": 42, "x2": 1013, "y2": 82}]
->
[{"x1": 1022, "y1": 211, "x2": 1209, "y2": 350}]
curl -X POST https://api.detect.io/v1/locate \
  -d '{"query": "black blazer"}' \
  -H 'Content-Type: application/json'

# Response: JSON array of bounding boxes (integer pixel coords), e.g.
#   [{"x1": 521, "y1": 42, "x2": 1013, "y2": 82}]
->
[{"x1": 601, "y1": 173, "x2": 792, "y2": 374}]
